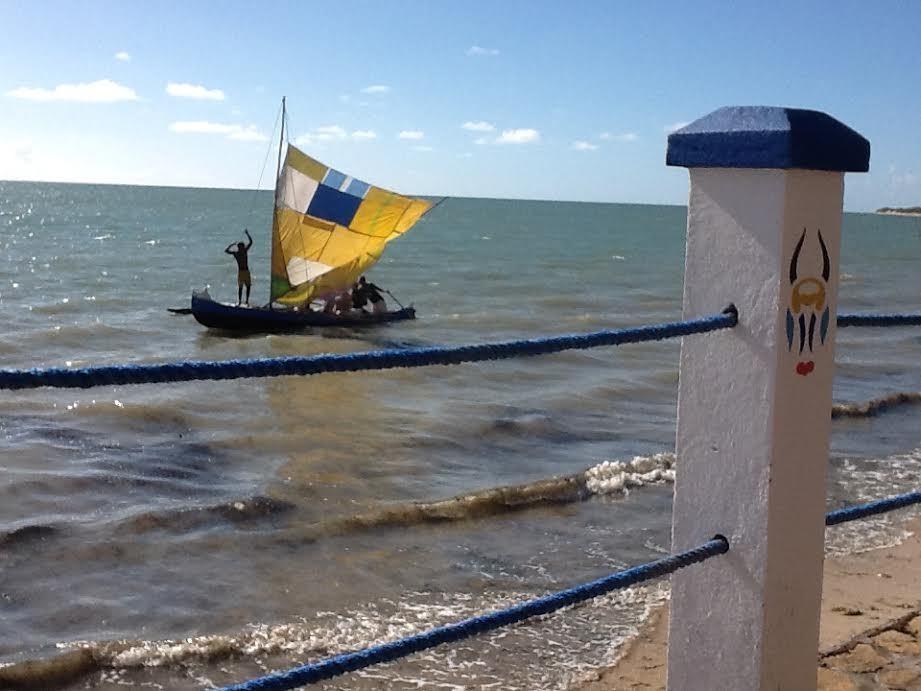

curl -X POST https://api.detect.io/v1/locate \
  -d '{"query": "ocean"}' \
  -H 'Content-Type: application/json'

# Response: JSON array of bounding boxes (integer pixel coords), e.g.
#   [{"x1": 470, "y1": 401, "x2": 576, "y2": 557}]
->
[{"x1": 0, "y1": 181, "x2": 919, "y2": 689}]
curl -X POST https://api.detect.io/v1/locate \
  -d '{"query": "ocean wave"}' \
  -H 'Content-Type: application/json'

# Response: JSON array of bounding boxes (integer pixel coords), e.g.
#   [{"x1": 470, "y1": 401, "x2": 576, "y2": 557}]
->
[
  {"x1": 113, "y1": 495, "x2": 295, "y2": 537},
  {"x1": 30, "y1": 298, "x2": 82, "y2": 316},
  {"x1": 826, "y1": 448, "x2": 921, "y2": 555},
  {"x1": 281, "y1": 454, "x2": 676, "y2": 543},
  {"x1": 68, "y1": 399, "x2": 197, "y2": 430},
  {"x1": 832, "y1": 391, "x2": 921, "y2": 419},
  {"x1": 0, "y1": 523, "x2": 58, "y2": 548},
  {"x1": 3, "y1": 585, "x2": 662, "y2": 689},
  {"x1": 584, "y1": 453, "x2": 676, "y2": 495},
  {"x1": 484, "y1": 412, "x2": 601, "y2": 443},
  {"x1": 0, "y1": 453, "x2": 673, "y2": 552},
  {"x1": 285, "y1": 473, "x2": 589, "y2": 542},
  {"x1": 14, "y1": 321, "x2": 137, "y2": 352}
]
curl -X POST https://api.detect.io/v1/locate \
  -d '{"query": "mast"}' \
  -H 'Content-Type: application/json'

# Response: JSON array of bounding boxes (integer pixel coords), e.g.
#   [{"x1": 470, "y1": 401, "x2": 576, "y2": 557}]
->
[
  {"x1": 274, "y1": 97, "x2": 286, "y2": 201},
  {"x1": 269, "y1": 97, "x2": 286, "y2": 309}
]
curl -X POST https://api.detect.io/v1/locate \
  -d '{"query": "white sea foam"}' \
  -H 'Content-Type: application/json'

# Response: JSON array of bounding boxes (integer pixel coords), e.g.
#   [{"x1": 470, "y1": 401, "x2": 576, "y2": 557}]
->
[
  {"x1": 584, "y1": 453, "x2": 676, "y2": 496},
  {"x1": 825, "y1": 448, "x2": 921, "y2": 556},
  {"x1": 57, "y1": 586, "x2": 666, "y2": 690}
]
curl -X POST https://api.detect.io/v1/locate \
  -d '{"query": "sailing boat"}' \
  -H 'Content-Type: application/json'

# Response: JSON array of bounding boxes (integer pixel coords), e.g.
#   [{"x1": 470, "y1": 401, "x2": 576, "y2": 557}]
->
[{"x1": 190, "y1": 98, "x2": 432, "y2": 331}]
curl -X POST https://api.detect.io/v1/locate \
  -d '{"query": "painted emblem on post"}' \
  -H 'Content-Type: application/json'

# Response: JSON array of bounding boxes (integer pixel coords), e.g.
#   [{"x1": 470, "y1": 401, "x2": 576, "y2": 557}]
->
[{"x1": 786, "y1": 229, "x2": 830, "y2": 376}]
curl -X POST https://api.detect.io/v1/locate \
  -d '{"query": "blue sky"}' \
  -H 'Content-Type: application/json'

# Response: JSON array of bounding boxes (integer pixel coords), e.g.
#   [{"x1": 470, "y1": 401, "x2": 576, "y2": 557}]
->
[{"x1": 1, "y1": 1, "x2": 919, "y2": 211}]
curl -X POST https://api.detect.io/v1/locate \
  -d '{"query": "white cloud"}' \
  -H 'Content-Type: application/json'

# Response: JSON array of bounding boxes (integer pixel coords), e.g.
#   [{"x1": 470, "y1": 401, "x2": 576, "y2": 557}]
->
[
  {"x1": 496, "y1": 128, "x2": 540, "y2": 145},
  {"x1": 600, "y1": 131, "x2": 639, "y2": 142},
  {"x1": 168, "y1": 121, "x2": 267, "y2": 142},
  {"x1": 467, "y1": 46, "x2": 500, "y2": 56},
  {"x1": 166, "y1": 82, "x2": 225, "y2": 101},
  {"x1": 413, "y1": 145, "x2": 434, "y2": 152},
  {"x1": 114, "y1": 51, "x2": 131, "y2": 62},
  {"x1": 399, "y1": 130, "x2": 425, "y2": 140},
  {"x1": 457, "y1": 152, "x2": 473, "y2": 159},
  {"x1": 315, "y1": 125, "x2": 347, "y2": 140},
  {"x1": 361, "y1": 84, "x2": 390, "y2": 94},
  {"x1": 294, "y1": 125, "x2": 376, "y2": 146},
  {"x1": 572, "y1": 140, "x2": 598, "y2": 151},
  {"x1": 462, "y1": 121, "x2": 495, "y2": 132},
  {"x1": 664, "y1": 121, "x2": 690, "y2": 134},
  {"x1": 228, "y1": 127, "x2": 268, "y2": 142},
  {"x1": 7, "y1": 79, "x2": 138, "y2": 103},
  {"x1": 169, "y1": 121, "x2": 237, "y2": 135},
  {"x1": 474, "y1": 137, "x2": 489, "y2": 146}
]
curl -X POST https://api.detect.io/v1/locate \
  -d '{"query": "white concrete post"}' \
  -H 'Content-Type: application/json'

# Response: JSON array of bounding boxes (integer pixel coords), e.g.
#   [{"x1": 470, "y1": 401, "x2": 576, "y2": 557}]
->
[{"x1": 665, "y1": 107, "x2": 870, "y2": 690}]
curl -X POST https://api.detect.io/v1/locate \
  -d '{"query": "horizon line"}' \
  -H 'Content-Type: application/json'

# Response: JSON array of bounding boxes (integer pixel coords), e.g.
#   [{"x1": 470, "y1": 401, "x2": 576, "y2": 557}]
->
[{"x1": 0, "y1": 177, "x2": 880, "y2": 213}]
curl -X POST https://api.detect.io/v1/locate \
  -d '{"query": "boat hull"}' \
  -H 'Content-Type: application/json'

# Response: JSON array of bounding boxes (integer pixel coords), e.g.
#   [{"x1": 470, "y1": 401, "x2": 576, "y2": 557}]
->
[{"x1": 190, "y1": 293, "x2": 415, "y2": 332}]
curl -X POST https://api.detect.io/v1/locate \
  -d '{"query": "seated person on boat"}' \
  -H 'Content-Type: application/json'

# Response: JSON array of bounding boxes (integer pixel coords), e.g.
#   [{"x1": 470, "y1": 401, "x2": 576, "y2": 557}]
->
[{"x1": 352, "y1": 276, "x2": 387, "y2": 314}]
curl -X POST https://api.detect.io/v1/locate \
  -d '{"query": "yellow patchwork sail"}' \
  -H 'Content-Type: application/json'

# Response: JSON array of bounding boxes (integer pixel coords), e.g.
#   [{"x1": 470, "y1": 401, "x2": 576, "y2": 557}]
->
[{"x1": 270, "y1": 144, "x2": 431, "y2": 305}]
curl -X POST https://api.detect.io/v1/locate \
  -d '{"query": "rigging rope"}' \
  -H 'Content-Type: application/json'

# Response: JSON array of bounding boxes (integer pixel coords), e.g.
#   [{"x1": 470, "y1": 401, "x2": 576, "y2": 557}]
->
[{"x1": 245, "y1": 101, "x2": 283, "y2": 228}]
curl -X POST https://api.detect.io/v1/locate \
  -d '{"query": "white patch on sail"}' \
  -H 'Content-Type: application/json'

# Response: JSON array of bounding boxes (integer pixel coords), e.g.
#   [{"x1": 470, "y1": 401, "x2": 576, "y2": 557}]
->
[
  {"x1": 276, "y1": 165, "x2": 319, "y2": 213},
  {"x1": 285, "y1": 257, "x2": 334, "y2": 286}
]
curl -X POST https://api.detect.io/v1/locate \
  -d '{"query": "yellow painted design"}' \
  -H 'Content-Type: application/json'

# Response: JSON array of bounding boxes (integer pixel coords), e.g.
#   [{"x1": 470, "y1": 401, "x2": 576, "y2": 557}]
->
[{"x1": 791, "y1": 278, "x2": 825, "y2": 313}]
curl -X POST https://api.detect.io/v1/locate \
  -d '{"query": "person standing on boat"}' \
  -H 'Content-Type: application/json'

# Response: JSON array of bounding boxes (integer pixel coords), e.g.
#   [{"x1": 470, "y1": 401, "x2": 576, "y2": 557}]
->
[{"x1": 225, "y1": 229, "x2": 253, "y2": 306}]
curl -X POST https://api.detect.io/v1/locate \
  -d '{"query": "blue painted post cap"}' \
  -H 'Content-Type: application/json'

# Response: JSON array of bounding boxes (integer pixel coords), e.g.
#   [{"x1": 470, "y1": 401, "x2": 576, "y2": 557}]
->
[{"x1": 666, "y1": 106, "x2": 869, "y2": 172}]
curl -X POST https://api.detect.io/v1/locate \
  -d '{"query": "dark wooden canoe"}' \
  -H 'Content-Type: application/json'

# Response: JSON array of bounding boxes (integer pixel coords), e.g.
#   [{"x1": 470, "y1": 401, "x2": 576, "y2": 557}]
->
[{"x1": 190, "y1": 292, "x2": 415, "y2": 332}]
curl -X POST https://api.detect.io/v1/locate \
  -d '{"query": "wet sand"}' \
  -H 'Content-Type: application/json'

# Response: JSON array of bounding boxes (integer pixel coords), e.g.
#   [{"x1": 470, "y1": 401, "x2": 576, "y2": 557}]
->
[{"x1": 576, "y1": 516, "x2": 921, "y2": 690}]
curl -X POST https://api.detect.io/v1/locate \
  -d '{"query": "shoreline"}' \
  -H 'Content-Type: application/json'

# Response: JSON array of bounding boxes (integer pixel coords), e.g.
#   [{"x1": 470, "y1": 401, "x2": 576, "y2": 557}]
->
[
  {"x1": 876, "y1": 210, "x2": 921, "y2": 217},
  {"x1": 575, "y1": 516, "x2": 921, "y2": 690}
]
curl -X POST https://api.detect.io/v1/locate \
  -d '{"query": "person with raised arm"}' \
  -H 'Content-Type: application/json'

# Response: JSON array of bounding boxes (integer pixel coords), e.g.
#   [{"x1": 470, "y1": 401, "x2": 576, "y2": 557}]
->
[{"x1": 224, "y1": 229, "x2": 253, "y2": 306}]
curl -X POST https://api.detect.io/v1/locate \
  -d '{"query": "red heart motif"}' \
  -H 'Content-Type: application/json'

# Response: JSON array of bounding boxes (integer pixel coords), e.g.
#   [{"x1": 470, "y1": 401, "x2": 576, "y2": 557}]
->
[{"x1": 796, "y1": 361, "x2": 815, "y2": 376}]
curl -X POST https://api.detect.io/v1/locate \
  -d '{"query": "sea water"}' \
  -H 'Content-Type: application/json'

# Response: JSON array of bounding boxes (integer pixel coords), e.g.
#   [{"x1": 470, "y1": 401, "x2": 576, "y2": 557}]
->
[{"x1": 0, "y1": 181, "x2": 919, "y2": 689}]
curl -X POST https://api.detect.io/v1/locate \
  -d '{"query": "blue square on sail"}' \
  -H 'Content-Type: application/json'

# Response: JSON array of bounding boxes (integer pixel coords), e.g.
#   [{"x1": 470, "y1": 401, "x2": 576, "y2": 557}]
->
[
  {"x1": 344, "y1": 178, "x2": 370, "y2": 199},
  {"x1": 323, "y1": 168, "x2": 347, "y2": 190},
  {"x1": 307, "y1": 184, "x2": 361, "y2": 226}
]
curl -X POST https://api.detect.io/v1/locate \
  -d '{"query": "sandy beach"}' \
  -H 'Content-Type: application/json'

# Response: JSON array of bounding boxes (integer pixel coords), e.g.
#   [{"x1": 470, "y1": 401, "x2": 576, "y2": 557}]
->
[{"x1": 576, "y1": 516, "x2": 921, "y2": 690}]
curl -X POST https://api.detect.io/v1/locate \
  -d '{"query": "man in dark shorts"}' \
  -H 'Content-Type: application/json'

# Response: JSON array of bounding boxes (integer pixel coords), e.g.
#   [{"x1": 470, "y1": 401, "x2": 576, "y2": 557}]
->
[{"x1": 225, "y1": 229, "x2": 253, "y2": 305}]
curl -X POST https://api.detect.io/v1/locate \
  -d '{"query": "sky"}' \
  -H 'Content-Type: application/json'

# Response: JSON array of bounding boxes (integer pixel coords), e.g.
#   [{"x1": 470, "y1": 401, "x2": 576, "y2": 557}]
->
[{"x1": 1, "y1": 1, "x2": 920, "y2": 211}]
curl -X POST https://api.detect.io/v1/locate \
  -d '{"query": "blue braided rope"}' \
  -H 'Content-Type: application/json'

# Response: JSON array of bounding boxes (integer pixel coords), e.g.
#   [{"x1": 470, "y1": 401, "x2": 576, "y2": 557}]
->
[
  {"x1": 837, "y1": 313, "x2": 921, "y2": 328},
  {"x1": 0, "y1": 311, "x2": 737, "y2": 391},
  {"x1": 2, "y1": 310, "x2": 919, "y2": 391},
  {"x1": 825, "y1": 490, "x2": 921, "y2": 526},
  {"x1": 217, "y1": 537, "x2": 729, "y2": 691}
]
